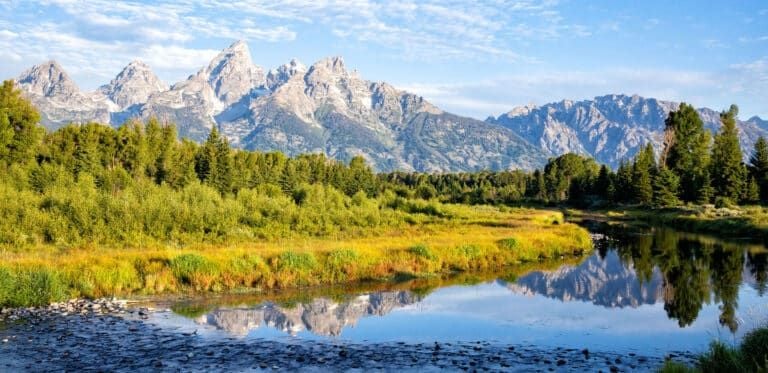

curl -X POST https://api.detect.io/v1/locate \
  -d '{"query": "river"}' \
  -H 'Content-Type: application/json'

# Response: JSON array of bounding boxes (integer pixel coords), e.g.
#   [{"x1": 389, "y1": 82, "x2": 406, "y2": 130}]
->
[{"x1": 1, "y1": 223, "x2": 766, "y2": 371}]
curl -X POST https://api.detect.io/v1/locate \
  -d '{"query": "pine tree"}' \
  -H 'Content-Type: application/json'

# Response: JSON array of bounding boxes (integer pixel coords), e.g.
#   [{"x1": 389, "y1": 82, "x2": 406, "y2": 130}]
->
[
  {"x1": 744, "y1": 176, "x2": 760, "y2": 204},
  {"x1": 663, "y1": 103, "x2": 711, "y2": 202},
  {"x1": 749, "y1": 136, "x2": 768, "y2": 203},
  {"x1": 632, "y1": 143, "x2": 656, "y2": 205},
  {"x1": 697, "y1": 170, "x2": 714, "y2": 205},
  {"x1": 653, "y1": 167, "x2": 681, "y2": 207},
  {"x1": 195, "y1": 126, "x2": 232, "y2": 194},
  {"x1": 594, "y1": 164, "x2": 614, "y2": 201},
  {"x1": 0, "y1": 80, "x2": 43, "y2": 166},
  {"x1": 615, "y1": 160, "x2": 633, "y2": 203},
  {"x1": 710, "y1": 105, "x2": 746, "y2": 202},
  {"x1": 532, "y1": 169, "x2": 547, "y2": 201}
]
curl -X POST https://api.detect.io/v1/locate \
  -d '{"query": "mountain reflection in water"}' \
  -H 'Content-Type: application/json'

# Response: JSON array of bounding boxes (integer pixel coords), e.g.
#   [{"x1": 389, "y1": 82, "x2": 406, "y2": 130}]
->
[
  {"x1": 193, "y1": 292, "x2": 419, "y2": 337},
  {"x1": 508, "y1": 227, "x2": 767, "y2": 332},
  {"x1": 170, "y1": 226, "x2": 767, "y2": 341}
]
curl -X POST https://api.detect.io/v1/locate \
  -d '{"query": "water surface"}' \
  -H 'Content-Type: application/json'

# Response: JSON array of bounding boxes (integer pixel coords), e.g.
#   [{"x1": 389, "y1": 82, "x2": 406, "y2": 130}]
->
[{"x1": 149, "y1": 225, "x2": 768, "y2": 356}]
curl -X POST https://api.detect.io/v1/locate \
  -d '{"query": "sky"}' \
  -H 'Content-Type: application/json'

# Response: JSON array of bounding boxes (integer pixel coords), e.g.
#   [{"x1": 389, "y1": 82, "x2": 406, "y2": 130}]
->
[{"x1": 0, "y1": 0, "x2": 765, "y2": 119}]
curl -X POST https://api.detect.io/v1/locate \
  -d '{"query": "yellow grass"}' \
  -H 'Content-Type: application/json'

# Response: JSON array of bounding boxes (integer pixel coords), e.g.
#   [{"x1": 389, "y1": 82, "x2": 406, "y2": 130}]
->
[{"x1": 0, "y1": 207, "x2": 592, "y2": 306}]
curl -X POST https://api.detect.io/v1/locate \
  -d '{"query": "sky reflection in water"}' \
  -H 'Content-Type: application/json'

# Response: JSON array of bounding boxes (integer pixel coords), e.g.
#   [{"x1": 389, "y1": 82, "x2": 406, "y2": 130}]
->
[{"x1": 156, "y1": 227, "x2": 768, "y2": 355}]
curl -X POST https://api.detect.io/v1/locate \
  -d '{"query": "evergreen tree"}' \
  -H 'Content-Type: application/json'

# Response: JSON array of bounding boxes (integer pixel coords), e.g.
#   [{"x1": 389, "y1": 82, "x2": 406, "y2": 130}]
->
[
  {"x1": 195, "y1": 127, "x2": 232, "y2": 194},
  {"x1": 632, "y1": 143, "x2": 656, "y2": 205},
  {"x1": 744, "y1": 175, "x2": 760, "y2": 204},
  {"x1": 749, "y1": 136, "x2": 768, "y2": 203},
  {"x1": 594, "y1": 164, "x2": 614, "y2": 201},
  {"x1": 710, "y1": 105, "x2": 746, "y2": 202},
  {"x1": 663, "y1": 103, "x2": 711, "y2": 202},
  {"x1": 615, "y1": 160, "x2": 634, "y2": 203},
  {"x1": 697, "y1": 170, "x2": 714, "y2": 205},
  {"x1": 532, "y1": 169, "x2": 547, "y2": 201},
  {"x1": 116, "y1": 120, "x2": 149, "y2": 177},
  {"x1": 0, "y1": 80, "x2": 43, "y2": 166},
  {"x1": 653, "y1": 167, "x2": 681, "y2": 207}
]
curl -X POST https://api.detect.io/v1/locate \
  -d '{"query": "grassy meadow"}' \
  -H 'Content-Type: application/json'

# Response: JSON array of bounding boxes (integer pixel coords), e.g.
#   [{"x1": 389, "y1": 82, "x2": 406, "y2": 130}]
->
[{"x1": 0, "y1": 204, "x2": 592, "y2": 307}]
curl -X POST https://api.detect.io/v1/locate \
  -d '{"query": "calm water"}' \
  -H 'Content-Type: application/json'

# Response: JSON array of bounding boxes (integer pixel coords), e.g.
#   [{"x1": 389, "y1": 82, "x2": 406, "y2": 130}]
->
[{"x1": 146, "y1": 224, "x2": 768, "y2": 357}]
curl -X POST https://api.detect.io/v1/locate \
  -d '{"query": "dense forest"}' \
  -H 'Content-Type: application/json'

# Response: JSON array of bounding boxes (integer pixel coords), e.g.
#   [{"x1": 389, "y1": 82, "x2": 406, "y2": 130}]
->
[
  {"x1": 383, "y1": 103, "x2": 767, "y2": 208},
  {"x1": 0, "y1": 78, "x2": 764, "y2": 247}
]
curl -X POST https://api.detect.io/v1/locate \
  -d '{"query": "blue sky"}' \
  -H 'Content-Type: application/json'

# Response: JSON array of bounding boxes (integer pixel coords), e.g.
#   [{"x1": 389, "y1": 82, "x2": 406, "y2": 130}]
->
[{"x1": 0, "y1": 0, "x2": 765, "y2": 119}]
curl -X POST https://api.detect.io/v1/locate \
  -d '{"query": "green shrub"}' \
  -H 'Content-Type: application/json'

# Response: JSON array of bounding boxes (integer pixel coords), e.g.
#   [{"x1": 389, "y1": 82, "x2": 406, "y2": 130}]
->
[
  {"x1": 0, "y1": 267, "x2": 12, "y2": 306},
  {"x1": 327, "y1": 249, "x2": 359, "y2": 268},
  {"x1": 326, "y1": 248, "x2": 360, "y2": 281},
  {"x1": 456, "y1": 244, "x2": 481, "y2": 260},
  {"x1": 170, "y1": 253, "x2": 218, "y2": 285},
  {"x1": 7, "y1": 268, "x2": 66, "y2": 307},
  {"x1": 714, "y1": 197, "x2": 736, "y2": 209},
  {"x1": 740, "y1": 327, "x2": 768, "y2": 371},
  {"x1": 276, "y1": 251, "x2": 317, "y2": 272},
  {"x1": 408, "y1": 244, "x2": 436, "y2": 260},
  {"x1": 497, "y1": 238, "x2": 518, "y2": 250},
  {"x1": 698, "y1": 341, "x2": 746, "y2": 373}
]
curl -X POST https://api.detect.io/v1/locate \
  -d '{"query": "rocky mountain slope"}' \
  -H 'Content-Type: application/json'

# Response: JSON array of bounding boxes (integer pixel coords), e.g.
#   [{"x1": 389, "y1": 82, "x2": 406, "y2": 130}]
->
[
  {"x1": 488, "y1": 94, "x2": 768, "y2": 168},
  {"x1": 13, "y1": 41, "x2": 545, "y2": 172}
]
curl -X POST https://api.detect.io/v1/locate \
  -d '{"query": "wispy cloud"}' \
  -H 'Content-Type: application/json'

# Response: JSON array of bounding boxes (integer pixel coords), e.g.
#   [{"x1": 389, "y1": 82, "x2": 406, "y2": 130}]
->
[
  {"x1": 399, "y1": 67, "x2": 754, "y2": 119},
  {"x1": 213, "y1": 0, "x2": 586, "y2": 62},
  {"x1": 0, "y1": 0, "x2": 591, "y2": 86}
]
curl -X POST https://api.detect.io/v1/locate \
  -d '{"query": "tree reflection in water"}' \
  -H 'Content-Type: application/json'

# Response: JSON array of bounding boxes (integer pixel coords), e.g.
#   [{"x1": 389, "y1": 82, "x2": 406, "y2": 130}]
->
[{"x1": 607, "y1": 226, "x2": 766, "y2": 333}]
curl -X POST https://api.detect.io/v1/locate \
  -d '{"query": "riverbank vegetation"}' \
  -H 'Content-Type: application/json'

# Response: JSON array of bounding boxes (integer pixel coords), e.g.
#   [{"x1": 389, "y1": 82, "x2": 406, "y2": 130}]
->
[
  {"x1": 661, "y1": 326, "x2": 768, "y2": 372},
  {"x1": 0, "y1": 206, "x2": 590, "y2": 307}
]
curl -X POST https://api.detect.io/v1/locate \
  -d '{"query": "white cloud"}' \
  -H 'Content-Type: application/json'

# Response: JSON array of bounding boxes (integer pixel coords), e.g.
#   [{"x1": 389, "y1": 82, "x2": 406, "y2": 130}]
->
[
  {"x1": 139, "y1": 45, "x2": 219, "y2": 72},
  {"x1": 204, "y1": 0, "x2": 587, "y2": 62}
]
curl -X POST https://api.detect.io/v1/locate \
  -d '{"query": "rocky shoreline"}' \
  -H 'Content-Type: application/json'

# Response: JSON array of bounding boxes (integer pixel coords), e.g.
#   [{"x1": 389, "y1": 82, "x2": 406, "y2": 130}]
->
[
  {"x1": 0, "y1": 298, "x2": 130, "y2": 322},
  {"x1": 0, "y1": 300, "x2": 698, "y2": 372}
]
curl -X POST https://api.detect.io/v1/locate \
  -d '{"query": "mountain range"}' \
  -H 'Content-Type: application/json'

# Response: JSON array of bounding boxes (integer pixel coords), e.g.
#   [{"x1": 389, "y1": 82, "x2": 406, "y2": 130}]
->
[
  {"x1": 13, "y1": 41, "x2": 544, "y2": 172},
  {"x1": 12, "y1": 40, "x2": 766, "y2": 171},
  {"x1": 488, "y1": 95, "x2": 768, "y2": 167}
]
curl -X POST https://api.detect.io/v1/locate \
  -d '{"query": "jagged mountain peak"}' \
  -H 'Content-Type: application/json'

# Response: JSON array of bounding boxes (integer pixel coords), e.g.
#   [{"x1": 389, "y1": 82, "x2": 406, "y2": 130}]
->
[
  {"x1": 16, "y1": 60, "x2": 80, "y2": 98},
  {"x1": 226, "y1": 39, "x2": 248, "y2": 52},
  {"x1": 100, "y1": 60, "x2": 165, "y2": 109},
  {"x1": 125, "y1": 60, "x2": 150, "y2": 69},
  {"x1": 266, "y1": 58, "x2": 307, "y2": 90},
  {"x1": 200, "y1": 39, "x2": 265, "y2": 106},
  {"x1": 506, "y1": 103, "x2": 538, "y2": 117},
  {"x1": 15, "y1": 60, "x2": 112, "y2": 127},
  {"x1": 309, "y1": 56, "x2": 348, "y2": 76}
]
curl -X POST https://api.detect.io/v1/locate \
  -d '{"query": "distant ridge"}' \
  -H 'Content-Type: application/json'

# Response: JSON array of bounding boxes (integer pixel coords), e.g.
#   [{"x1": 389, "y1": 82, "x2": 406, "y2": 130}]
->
[{"x1": 488, "y1": 94, "x2": 767, "y2": 168}]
